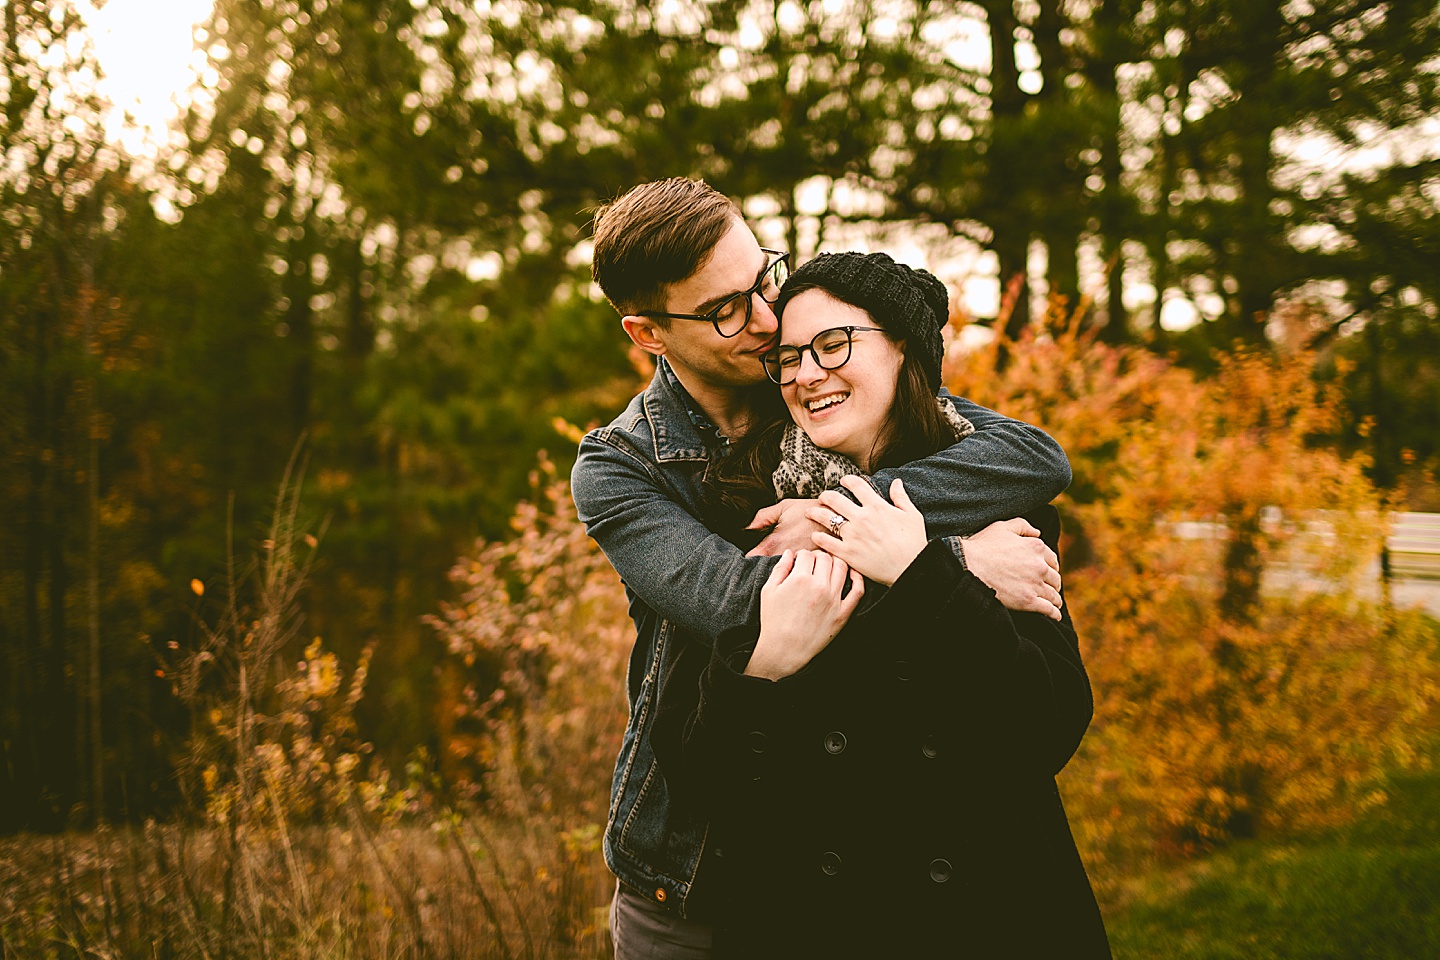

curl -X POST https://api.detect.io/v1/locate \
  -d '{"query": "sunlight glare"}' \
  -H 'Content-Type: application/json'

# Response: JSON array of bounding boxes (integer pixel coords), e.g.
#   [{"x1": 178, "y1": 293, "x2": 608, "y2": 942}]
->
[{"x1": 82, "y1": 0, "x2": 215, "y2": 156}]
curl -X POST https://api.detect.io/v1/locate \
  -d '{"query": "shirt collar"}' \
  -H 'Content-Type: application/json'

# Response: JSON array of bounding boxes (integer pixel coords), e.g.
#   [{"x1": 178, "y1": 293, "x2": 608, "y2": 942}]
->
[{"x1": 658, "y1": 357, "x2": 731, "y2": 452}]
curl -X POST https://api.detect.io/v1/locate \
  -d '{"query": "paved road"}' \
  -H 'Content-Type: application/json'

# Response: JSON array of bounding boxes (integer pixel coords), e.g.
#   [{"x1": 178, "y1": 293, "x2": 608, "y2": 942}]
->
[{"x1": 1389, "y1": 579, "x2": 1440, "y2": 618}]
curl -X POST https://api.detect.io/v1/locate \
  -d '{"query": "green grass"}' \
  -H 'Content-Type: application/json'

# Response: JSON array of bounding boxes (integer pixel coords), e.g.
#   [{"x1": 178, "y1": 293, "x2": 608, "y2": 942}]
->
[{"x1": 1108, "y1": 763, "x2": 1440, "y2": 959}]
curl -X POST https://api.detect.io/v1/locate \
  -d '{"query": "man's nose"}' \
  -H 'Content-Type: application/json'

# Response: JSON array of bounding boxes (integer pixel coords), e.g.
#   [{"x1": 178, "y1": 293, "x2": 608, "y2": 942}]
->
[{"x1": 747, "y1": 294, "x2": 779, "y2": 336}]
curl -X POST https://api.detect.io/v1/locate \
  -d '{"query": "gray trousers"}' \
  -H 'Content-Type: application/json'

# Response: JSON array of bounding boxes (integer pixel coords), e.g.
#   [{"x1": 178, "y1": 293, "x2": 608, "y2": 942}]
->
[{"x1": 609, "y1": 881, "x2": 714, "y2": 960}]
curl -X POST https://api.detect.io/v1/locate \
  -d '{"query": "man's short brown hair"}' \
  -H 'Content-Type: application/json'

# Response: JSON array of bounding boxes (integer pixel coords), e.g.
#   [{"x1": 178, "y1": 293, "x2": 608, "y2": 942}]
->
[{"x1": 591, "y1": 178, "x2": 740, "y2": 318}]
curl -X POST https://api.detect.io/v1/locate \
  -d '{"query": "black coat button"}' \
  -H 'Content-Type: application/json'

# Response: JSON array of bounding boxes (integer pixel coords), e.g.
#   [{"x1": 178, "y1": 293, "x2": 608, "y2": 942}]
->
[
  {"x1": 820, "y1": 851, "x2": 842, "y2": 876},
  {"x1": 894, "y1": 659, "x2": 911, "y2": 680},
  {"x1": 929, "y1": 858, "x2": 953, "y2": 883},
  {"x1": 748, "y1": 730, "x2": 768, "y2": 753},
  {"x1": 921, "y1": 736, "x2": 940, "y2": 759},
  {"x1": 823, "y1": 731, "x2": 847, "y2": 755}
]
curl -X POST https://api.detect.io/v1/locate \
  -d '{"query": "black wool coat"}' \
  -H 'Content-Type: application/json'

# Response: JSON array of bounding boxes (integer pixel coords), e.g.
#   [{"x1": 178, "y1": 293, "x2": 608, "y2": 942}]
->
[{"x1": 651, "y1": 506, "x2": 1112, "y2": 960}]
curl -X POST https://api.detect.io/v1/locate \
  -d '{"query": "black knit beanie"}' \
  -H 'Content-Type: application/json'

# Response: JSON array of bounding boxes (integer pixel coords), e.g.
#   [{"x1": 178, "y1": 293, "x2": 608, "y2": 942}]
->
[{"x1": 774, "y1": 252, "x2": 950, "y2": 391}]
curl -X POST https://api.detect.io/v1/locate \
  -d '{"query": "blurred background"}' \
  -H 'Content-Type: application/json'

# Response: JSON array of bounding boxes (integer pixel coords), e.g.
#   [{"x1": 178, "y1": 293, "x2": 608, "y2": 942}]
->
[{"x1": 2, "y1": 1, "x2": 1439, "y2": 956}]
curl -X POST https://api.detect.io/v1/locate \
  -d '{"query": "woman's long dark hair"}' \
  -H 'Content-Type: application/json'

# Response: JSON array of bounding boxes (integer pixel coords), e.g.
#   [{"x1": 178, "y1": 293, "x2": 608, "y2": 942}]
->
[{"x1": 699, "y1": 286, "x2": 957, "y2": 537}]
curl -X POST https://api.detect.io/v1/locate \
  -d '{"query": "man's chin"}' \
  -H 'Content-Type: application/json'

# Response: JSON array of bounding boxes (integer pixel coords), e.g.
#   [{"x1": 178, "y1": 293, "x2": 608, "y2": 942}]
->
[{"x1": 713, "y1": 362, "x2": 768, "y2": 387}]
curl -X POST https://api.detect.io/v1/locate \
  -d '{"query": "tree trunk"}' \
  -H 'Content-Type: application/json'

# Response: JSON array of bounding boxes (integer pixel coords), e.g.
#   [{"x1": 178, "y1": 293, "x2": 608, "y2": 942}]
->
[
  {"x1": 1149, "y1": 96, "x2": 1178, "y2": 339},
  {"x1": 18, "y1": 307, "x2": 47, "y2": 830},
  {"x1": 344, "y1": 237, "x2": 374, "y2": 359},
  {"x1": 284, "y1": 241, "x2": 314, "y2": 434},
  {"x1": 1367, "y1": 318, "x2": 1394, "y2": 488},
  {"x1": 1092, "y1": 0, "x2": 1130, "y2": 342},
  {"x1": 47, "y1": 447, "x2": 74, "y2": 828},
  {"x1": 80, "y1": 259, "x2": 104, "y2": 825},
  {"x1": 1220, "y1": 509, "x2": 1264, "y2": 624},
  {"x1": 983, "y1": 0, "x2": 1033, "y2": 339},
  {"x1": 1224, "y1": 2, "x2": 1283, "y2": 342},
  {"x1": 1033, "y1": 0, "x2": 1080, "y2": 319}
]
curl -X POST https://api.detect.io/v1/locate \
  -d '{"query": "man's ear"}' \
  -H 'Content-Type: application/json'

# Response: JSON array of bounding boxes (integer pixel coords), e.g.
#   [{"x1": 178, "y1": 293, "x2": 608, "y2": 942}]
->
[{"x1": 621, "y1": 315, "x2": 668, "y2": 357}]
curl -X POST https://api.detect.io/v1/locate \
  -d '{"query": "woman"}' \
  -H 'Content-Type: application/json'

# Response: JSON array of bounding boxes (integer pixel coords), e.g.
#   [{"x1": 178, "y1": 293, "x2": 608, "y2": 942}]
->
[{"x1": 651, "y1": 252, "x2": 1110, "y2": 959}]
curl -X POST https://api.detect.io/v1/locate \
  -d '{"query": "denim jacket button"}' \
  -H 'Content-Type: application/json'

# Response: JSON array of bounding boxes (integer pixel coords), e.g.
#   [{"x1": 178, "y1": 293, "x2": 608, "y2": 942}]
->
[
  {"x1": 929, "y1": 858, "x2": 953, "y2": 883},
  {"x1": 748, "y1": 730, "x2": 769, "y2": 753},
  {"x1": 820, "y1": 851, "x2": 842, "y2": 876},
  {"x1": 654, "y1": 887, "x2": 667, "y2": 902},
  {"x1": 823, "y1": 731, "x2": 847, "y2": 755}
]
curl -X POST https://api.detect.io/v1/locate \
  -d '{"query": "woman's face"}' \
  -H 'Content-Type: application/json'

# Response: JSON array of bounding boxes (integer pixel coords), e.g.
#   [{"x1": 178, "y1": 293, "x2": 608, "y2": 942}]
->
[{"x1": 777, "y1": 288, "x2": 906, "y2": 471}]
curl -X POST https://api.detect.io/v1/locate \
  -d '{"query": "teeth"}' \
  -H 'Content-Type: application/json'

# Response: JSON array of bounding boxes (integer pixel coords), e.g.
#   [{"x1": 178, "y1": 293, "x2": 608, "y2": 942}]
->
[{"x1": 806, "y1": 394, "x2": 848, "y2": 413}]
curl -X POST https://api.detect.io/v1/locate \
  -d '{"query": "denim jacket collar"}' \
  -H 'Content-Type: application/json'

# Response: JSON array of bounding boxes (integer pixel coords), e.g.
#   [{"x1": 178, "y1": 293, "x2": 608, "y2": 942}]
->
[{"x1": 643, "y1": 358, "x2": 724, "y2": 463}]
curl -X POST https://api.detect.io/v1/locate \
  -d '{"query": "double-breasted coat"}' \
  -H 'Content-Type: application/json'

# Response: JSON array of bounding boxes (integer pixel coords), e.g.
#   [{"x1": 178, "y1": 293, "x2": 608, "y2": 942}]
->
[{"x1": 652, "y1": 506, "x2": 1112, "y2": 959}]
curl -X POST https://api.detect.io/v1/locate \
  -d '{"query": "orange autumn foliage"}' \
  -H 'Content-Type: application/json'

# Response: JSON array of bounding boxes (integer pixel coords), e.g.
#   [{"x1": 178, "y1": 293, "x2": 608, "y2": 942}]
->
[{"x1": 946, "y1": 322, "x2": 1438, "y2": 852}]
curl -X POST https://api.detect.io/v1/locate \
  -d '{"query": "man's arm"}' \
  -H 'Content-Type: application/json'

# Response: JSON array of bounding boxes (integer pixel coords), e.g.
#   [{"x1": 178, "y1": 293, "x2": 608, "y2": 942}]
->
[
  {"x1": 869, "y1": 394, "x2": 1071, "y2": 538},
  {"x1": 574, "y1": 397, "x2": 1069, "y2": 646},
  {"x1": 752, "y1": 396, "x2": 1069, "y2": 552},
  {"x1": 571, "y1": 430, "x2": 778, "y2": 646}
]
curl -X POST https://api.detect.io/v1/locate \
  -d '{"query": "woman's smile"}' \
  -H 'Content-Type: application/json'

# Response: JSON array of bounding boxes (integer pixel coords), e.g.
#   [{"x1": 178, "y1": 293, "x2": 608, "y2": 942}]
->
[{"x1": 802, "y1": 390, "x2": 849, "y2": 415}]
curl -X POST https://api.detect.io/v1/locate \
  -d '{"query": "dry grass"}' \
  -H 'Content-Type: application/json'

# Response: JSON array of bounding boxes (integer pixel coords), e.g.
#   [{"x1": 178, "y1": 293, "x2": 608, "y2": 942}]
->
[
  {"x1": 0, "y1": 452, "x2": 620, "y2": 960},
  {"x1": 0, "y1": 816, "x2": 612, "y2": 959}
]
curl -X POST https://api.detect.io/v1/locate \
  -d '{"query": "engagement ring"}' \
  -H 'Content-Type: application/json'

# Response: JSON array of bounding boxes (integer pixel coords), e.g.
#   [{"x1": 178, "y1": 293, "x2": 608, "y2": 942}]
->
[{"x1": 828, "y1": 514, "x2": 847, "y2": 538}]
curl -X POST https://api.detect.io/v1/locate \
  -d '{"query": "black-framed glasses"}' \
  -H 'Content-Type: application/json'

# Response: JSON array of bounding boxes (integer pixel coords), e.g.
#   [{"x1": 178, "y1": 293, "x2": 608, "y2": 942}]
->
[
  {"x1": 638, "y1": 248, "x2": 790, "y2": 338},
  {"x1": 761, "y1": 325, "x2": 886, "y2": 385}
]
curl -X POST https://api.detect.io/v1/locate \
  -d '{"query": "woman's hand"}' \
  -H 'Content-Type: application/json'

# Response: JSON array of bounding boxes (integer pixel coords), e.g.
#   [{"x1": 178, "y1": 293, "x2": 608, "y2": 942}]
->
[
  {"x1": 807, "y1": 476, "x2": 927, "y2": 586},
  {"x1": 745, "y1": 549, "x2": 864, "y2": 681}
]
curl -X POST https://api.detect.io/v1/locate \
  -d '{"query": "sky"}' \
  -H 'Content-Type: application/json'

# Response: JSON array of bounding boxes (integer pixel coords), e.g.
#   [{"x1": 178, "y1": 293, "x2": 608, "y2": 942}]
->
[{"x1": 82, "y1": 0, "x2": 216, "y2": 156}]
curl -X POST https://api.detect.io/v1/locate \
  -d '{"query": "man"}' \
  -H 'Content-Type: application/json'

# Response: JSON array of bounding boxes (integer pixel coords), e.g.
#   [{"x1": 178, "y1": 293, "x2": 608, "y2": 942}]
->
[{"x1": 571, "y1": 178, "x2": 1071, "y2": 958}]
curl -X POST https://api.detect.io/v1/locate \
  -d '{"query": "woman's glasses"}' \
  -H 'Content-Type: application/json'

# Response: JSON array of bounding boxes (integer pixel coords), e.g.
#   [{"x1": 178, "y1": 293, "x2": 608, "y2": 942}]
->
[
  {"x1": 638, "y1": 249, "x2": 790, "y2": 338},
  {"x1": 761, "y1": 325, "x2": 886, "y2": 385}
]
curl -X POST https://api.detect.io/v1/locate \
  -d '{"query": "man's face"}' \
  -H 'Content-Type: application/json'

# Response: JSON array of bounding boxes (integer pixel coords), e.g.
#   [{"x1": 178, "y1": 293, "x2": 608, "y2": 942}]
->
[{"x1": 638, "y1": 218, "x2": 779, "y2": 390}]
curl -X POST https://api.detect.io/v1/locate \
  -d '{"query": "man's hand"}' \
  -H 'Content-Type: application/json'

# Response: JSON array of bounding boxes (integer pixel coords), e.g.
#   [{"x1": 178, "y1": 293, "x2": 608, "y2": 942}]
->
[
  {"x1": 746, "y1": 498, "x2": 823, "y2": 556},
  {"x1": 962, "y1": 518, "x2": 1064, "y2": 620}
]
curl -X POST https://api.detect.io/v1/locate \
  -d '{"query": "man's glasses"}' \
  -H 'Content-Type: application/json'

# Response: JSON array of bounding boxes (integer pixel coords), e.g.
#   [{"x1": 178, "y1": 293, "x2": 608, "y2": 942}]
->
[
  {"x1": 639, "y1": 248, "x2": 790, "y2": 338},
  {"x1": 761, "y1": 325, "x2": 886, "y2": 385}
]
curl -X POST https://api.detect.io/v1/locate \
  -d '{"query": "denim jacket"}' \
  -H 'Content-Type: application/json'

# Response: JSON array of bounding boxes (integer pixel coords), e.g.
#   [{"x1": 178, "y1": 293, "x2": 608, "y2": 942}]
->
[{"x1": 570, "y1": 365, "x2": 1072, "y2": 918}]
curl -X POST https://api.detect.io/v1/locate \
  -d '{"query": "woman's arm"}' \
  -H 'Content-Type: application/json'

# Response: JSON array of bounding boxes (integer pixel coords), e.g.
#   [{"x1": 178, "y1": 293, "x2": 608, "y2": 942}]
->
[
  {"x1": 806, "y1": 476, "x2": 1066, "y2": 619},
  {"x1": 865, "y1": 506, "x2": 1093, "y2": 778},
  {"x1": 743, "y1": 549, "x2": 864, "y2": 680},
  {"x1": 649, "y1": 626, "x2": 781, "y2": 807},
  {"x1": 790, "y1": 477, "x2": 1086, "y2": 771},
  {"x1": 650, "y1": 550, "x2": 863, "y2": 806}
]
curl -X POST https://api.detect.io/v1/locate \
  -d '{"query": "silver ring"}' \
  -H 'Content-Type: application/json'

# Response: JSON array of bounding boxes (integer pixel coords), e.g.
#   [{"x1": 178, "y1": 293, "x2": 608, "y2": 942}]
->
[{"x1": 828, "y1": 513, "x2": 847, "y2": 538}]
